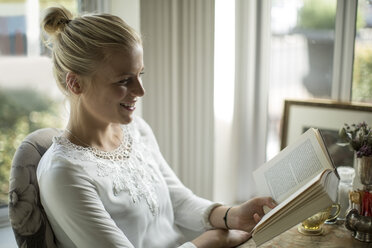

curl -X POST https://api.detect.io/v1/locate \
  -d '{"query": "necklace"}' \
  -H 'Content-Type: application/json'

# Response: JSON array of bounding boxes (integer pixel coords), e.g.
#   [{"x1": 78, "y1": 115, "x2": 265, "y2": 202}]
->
[{"x1": 64, "y1": 129, "x2": 91, "y2": 147}]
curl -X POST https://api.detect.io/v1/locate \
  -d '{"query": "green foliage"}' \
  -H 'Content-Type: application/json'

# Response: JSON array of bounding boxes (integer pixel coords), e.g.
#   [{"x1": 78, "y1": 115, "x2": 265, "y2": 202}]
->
[
  {"x1": 0, "y1": 88, "x2": 62, "y2": 205},
  {"x1": 298, "y1": 0, "x2": 336, "y2": 30},
  {"x1": 297, "y1": 0, "x2": 364, "y2": 30},
  {"x1": 353, "y1": 45, "x2": 372, "y2": 102}
]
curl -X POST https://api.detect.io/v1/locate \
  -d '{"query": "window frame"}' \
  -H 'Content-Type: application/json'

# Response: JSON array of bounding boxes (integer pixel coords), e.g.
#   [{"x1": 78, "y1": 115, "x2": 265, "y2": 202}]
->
[
  {"x1": 260, "y1": 0, "x2": 359, "y2": 197},
  {"x1": 331, "y1": 0, "x2": 358, "y2": 101},
  {"x1": 262, "y1": 0, "x2": 359, "y2": 155}
]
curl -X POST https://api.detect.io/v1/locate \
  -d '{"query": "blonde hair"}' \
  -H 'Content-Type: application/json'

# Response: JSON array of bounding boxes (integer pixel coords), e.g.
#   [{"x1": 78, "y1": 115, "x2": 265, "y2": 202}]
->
[{"x1": 41, "y1": 6, "x2": 142, "y2": 96}]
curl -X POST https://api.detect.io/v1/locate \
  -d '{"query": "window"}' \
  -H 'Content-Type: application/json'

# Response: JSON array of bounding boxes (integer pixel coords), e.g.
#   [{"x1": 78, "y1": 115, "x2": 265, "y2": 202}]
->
[
  {"x1": 266, "y1": 0, "x2": 372, "y2": 161},
  {"x1": 0, "y1": 0, "x2": 77, "y2": 208},
  {"x1": 352, "y1": 0, "x2": 372, "y2": 103},
  {"x1": 267, "y1": 0, "x2": 337, "y2": 159}
]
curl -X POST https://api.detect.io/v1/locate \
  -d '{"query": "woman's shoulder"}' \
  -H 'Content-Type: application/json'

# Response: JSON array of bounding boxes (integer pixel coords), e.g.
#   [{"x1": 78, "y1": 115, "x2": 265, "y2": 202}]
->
[
  {"x1": 129, "y1": 115, "x2": 160, "y2": 150},
  {"x1": 130, "y1": 115, "x2": 156, "y2": 139},
  {"x1": 132, "y1": 115, "x2": 152, "y2": 133},
  {"x1": 37, "y1": 137, "x2": 92, "y2": 181}
]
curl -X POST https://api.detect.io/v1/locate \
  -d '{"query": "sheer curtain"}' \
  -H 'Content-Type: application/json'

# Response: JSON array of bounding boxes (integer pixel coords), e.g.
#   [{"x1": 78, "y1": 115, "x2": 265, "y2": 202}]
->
[
  {"x1": 140, "y1": 0, "x2": 215, "y2": 199},
  {"x1": 232, "y1": 0, "x2": 271, "y2": 201},
  {"x1": 78, "y1": 0, "x2": 110, "y2": 13}
]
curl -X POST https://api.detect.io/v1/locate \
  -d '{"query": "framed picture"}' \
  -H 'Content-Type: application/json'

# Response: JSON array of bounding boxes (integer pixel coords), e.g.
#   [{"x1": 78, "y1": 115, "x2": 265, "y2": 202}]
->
[{"x1": 281, "y1": 99, "x2": 372, "y2": 167}]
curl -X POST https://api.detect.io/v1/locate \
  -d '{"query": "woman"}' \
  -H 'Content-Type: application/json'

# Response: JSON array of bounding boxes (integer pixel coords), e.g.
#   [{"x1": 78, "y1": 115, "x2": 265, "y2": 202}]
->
[{"x1": 37, "y1": 6, "x2": 275, "y2": 248}]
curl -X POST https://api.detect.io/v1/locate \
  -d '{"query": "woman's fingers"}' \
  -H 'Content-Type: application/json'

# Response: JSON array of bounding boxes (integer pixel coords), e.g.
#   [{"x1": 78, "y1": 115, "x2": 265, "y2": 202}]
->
[
  {"x1": 267, "y1": 198, "x2": 277, "y2": 209},
  {"x1": 259, "y1": 197, "x2": 277, "y2": 209},
  {"x1": 227, "y1": 230, "x2": 251, "y2": 247},
  {"x1": 253, "y1": 213, "x2": 262, "y2": 223}
]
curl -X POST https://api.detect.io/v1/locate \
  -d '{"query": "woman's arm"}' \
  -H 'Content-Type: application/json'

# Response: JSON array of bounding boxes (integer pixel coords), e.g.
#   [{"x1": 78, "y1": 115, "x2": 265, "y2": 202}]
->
[
  {"x1": 188, "y1": 198, "x2": 275, "y2": 248},
  {"x1": 135, "y1": 117, "x2": 275, "y2": 247},
  {"x1": 136, "y1": 117, "x2": 217, "y2": 231},
  {"x1": 209, "y1": 197, "x2": 276, "y2": 232},
  {"x1": 191, "y1": 229, "x2": 250, "y2": 248}
]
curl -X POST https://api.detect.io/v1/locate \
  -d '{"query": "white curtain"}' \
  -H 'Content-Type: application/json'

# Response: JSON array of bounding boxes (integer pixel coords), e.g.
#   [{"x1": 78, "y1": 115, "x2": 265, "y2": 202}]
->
[
  {"x1": 140, "y1": 0, "x2": 215, "y2": 199},
  {"x1": 78, "y1": 0, "x2": 110, "y2": 13},
  {"x1": 232, "y1": 0, "x2": 270, "y2": 202},
  {"x1": 140, "y1": 0, "x2": 271, "y2": 203}
]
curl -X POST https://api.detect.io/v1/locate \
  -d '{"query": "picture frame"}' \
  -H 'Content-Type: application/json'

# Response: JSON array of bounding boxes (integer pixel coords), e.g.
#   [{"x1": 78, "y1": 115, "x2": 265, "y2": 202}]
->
[{"x1": 281, "y1": 99, "x2": 372, "y2": 167}]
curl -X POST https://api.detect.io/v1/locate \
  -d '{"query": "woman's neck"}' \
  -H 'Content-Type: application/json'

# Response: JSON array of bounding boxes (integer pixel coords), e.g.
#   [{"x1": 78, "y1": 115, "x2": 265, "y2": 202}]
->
[{"x1": 66, "y1": 108, "x2": 123, "y2": 151}]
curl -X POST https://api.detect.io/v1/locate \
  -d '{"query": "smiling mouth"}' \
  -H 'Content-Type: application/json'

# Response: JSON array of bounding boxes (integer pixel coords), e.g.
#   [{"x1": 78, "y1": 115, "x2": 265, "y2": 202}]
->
[{"x1": 120, "y1": 102, "x2": 136, "y2": 111}]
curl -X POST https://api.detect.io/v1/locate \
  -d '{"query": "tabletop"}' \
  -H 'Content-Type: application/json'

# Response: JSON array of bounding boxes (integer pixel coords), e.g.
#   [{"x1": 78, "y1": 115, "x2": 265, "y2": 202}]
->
[{"x1": 239, "y1": 221, "x2": 372, "y2": 248}]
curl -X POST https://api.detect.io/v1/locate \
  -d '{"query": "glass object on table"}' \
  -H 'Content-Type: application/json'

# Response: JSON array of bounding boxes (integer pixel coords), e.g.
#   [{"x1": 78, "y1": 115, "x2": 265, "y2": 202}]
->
[
  {"x1": 357, "y1": 156, "x2": 372, "y2": 191},
  {"x1": 298, "y1": 204, "x2": 340, "y2": 235},
  {"x1": 337, "y1": 166, "x2": 355, "y2": 220}
]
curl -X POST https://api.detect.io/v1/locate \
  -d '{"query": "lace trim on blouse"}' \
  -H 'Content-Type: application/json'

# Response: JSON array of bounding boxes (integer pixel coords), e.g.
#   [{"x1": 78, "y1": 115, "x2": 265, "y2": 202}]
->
[{"x1": 52, "y1": 124, "x2": 160, "y2": 216}]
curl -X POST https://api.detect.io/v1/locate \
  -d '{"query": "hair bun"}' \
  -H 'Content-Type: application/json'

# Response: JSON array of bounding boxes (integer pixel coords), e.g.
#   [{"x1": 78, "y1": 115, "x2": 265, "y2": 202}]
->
[{"x1": 41, "y1": 6, "x2": 73, "y2": 35}]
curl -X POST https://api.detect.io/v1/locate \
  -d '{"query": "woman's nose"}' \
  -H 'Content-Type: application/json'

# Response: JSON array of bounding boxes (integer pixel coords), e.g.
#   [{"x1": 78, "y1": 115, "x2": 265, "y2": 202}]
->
[{"x1": 131, "y1": 78, "x2": 145, "y2": 97}]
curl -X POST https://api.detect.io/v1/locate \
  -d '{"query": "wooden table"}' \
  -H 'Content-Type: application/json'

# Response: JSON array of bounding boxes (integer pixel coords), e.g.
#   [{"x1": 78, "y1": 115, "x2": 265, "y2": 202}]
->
[{"x1": 239, "y1": 221, "x2": 372, "y2": 247}]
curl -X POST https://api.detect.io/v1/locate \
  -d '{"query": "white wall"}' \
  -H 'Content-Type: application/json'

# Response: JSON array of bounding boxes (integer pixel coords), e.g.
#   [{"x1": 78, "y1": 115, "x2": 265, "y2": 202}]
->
[{"x1": 110, "y1": 0, "x2": 140, "y2": 31}]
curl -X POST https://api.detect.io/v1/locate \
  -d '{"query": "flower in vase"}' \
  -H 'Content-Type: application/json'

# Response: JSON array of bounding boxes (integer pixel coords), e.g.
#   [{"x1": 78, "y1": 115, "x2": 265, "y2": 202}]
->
[{"x1": 339, "y1": 122, "x2": 372, "y2": 158}]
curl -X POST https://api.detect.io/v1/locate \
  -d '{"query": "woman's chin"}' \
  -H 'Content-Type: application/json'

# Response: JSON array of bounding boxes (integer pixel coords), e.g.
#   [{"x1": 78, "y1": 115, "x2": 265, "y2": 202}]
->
[{"x1": 119, "y1": 115, "x2": 134, "y2": 125}]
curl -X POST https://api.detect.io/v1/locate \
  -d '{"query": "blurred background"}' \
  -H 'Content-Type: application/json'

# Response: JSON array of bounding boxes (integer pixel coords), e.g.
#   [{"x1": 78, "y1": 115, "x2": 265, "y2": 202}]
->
[{"x1": 1, "y1": 0, "x2": 371, "y2": 246}]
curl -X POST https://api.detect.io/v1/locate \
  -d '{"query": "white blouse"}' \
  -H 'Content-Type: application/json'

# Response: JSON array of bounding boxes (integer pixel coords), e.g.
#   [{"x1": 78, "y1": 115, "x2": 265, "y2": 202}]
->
[{"x1": 37, "y1": 116, "x2": 219, "y2": 248}]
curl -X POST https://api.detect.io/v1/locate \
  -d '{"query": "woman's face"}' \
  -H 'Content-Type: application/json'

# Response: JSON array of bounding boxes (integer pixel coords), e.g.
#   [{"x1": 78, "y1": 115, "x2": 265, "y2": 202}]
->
[{"x1": 80, "y1": 45, "x2": 145, "y2": 126}]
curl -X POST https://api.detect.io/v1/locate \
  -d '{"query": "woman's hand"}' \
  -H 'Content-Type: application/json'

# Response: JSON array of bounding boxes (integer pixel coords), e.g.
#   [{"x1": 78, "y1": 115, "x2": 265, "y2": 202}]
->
[
  {"x1": 229, "y1": 197, "x2": 276, "y2": 232},
  {"x1": 191, "y1": 229, "x2": 250, "y2": 248},
  {"x1": 192, "y1": 197, "x2": 276, "y2": 247},
  {"x1": 209, "y1": 197, "x2": 276, "y2": 233}
]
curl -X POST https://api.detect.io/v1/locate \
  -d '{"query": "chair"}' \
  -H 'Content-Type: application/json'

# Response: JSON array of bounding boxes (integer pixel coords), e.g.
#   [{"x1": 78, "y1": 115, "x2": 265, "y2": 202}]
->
[{"x1": 8, "y1": 128, "x2": 62, "y2": 248}]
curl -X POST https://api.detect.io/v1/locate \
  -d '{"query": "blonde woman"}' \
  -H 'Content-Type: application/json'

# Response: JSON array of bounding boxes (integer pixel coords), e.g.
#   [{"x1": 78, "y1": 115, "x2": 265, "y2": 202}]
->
[{"x1": 37, "y1": 6, "x2": 275, "y2": 248}]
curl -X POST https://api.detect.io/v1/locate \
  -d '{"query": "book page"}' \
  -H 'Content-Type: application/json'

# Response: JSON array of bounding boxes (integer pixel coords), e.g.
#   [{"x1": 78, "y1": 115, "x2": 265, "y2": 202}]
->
[
  {"x1": 252, "y1": 170, "x2": 326, "y2": 233},
  {"x1": 254, "y1": 128, "x2": 333, "y2": 203}
]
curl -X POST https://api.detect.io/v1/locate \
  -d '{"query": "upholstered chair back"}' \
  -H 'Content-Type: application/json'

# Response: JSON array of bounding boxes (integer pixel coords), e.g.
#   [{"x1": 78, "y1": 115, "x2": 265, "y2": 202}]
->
[{"x1": 8, "y1": 128, "x2": 62, "y2": 248}]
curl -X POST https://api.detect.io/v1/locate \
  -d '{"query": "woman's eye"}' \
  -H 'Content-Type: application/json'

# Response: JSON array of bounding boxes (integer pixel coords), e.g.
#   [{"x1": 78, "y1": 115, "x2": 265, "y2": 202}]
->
[
  {"x1": 117, "y1": 73, "x2": 144, "y2": 85},
  {"x1": 118, "y1": 79, "x2": 130, "y2": 85}
]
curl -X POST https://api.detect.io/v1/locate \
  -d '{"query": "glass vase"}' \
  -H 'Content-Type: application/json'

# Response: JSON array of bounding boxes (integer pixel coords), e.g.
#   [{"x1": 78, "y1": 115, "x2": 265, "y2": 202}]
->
[{"x1": 356, "y1": 156, "x2": 372, "y2": 191}]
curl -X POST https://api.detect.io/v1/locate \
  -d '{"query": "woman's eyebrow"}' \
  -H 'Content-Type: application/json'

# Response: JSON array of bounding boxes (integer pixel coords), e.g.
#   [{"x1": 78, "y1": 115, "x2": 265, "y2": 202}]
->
[{"x1": 115, "y1": 67, "x2": 145, "y2": 78}]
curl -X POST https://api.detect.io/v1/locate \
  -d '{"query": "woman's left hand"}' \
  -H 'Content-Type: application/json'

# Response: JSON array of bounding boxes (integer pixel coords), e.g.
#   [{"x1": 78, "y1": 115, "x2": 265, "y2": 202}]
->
[{"x1": 228, "y1": 197, "x2": 276, "y2": 233}]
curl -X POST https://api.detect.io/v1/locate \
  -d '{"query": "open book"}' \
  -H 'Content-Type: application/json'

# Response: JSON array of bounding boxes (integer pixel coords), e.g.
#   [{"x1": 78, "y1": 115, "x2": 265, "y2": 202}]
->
[{"x1": 252, "y1": 128, "x2": 339, "y2": 246}]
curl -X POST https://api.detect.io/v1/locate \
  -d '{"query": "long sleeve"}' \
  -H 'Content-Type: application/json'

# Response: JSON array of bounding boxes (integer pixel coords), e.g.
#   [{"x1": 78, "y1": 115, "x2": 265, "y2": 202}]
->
[
  {"x1": 38, "y1": 156, "x2": 134, "y2": 248},
  {"x1": 136, "y1": 117, "x2": 220, "y2": 232},
  {"x1": 157, "y1": 154, "x2": 220, "y2": 231}
]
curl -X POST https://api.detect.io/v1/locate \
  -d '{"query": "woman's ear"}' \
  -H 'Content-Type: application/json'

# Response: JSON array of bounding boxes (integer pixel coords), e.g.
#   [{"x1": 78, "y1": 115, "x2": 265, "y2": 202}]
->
[{"x1": 66, "y1": 72, "x2": 83, "y2": 95}]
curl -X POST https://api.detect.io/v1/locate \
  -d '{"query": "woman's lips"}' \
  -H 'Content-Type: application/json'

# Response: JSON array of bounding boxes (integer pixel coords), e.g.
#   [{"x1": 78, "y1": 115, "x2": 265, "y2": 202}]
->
[{"x1": 120, "y1": 102, "x2": 136, "y2": 111}]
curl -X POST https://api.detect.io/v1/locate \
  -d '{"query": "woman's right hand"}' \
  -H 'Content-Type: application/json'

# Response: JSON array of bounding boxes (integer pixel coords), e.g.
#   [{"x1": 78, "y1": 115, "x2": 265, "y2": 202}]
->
[{"x1": 191, "y1": 229, "x2": 250, "y2": 248}]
